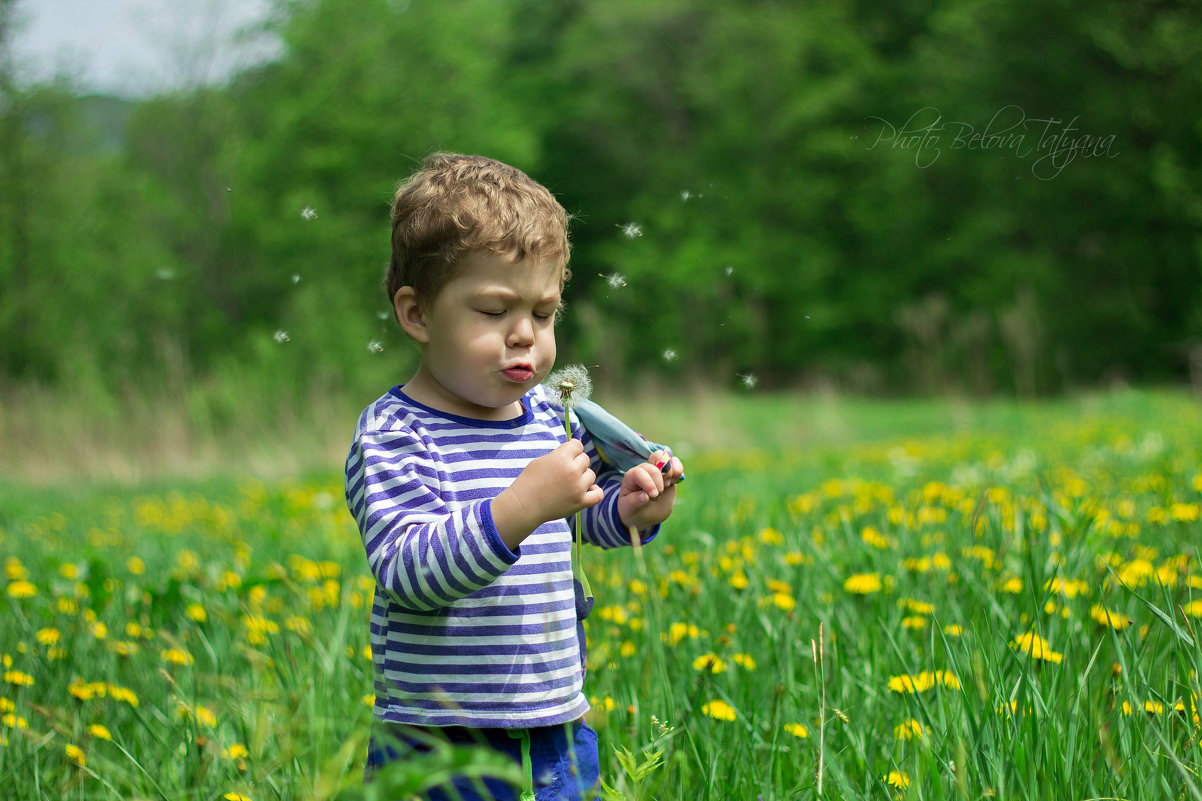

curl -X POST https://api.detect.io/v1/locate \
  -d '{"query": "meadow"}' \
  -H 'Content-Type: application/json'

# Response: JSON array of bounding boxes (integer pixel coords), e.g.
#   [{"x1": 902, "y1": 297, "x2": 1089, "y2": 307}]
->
[{"x1": 3, "y1": 388, "x2": 1202, "y2": 800}]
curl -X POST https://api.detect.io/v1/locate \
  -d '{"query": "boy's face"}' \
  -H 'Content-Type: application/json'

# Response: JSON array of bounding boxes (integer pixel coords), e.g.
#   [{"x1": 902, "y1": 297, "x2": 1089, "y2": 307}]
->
[{"x1": 396, "y1": 250, "x2": 563, "y2": 420}]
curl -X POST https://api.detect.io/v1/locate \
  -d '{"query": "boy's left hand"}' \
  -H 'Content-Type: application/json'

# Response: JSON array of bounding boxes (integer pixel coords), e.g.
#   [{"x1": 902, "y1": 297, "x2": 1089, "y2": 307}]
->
[{"x1": 618, "y1": 450, "x2": 684, "y2": 533}]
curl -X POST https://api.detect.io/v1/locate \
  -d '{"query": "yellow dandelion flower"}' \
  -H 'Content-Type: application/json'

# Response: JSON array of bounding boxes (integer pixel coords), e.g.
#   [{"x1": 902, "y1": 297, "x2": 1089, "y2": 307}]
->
[
  {"x1": 88, "y1": 724, "x2": 112, "y2": 741},
  {"x1": 1090, "y1": 604, "x2": 1132, "y2": 630},
  {"x1": 943, "y1": 624, "x2": 963, "y2": 636},
  {"x1": 701, "y1": 699, "x2": 736, "y2": 721},
  {"x1": 108, "y1": 640, "x2": 140, "y2": 657},
  {"x1": 3, "y1": 671, "x2": 34, "y2": 687},
  {"x1": 784, "y1": 722, "x2": 808, "y2": 738},
  {"x1": 1010, "y1": 632, "x2": 1063, "y2": 664},
  {"x1": 196, "y1": 705, "x2": 217, "y2": 728},
  {"x1": 902, "y1": 616, "x2": 927, "y2": 630},
  {"x1": 733, "y1": 653, "x2": 757, "y2": 671},
  {"x1": 363, "y1": 694, "x2": 375, "y2": 707},
  {"x1": 108, "y1": 685, "x2": 139, "y2": 707},
  {"x1": 36, "y1": 628, "x2": 60, "y2": 646},
  {"x1": 59, "y1": 562, "x2": 79, "y2": 580},
  {"x1": 1000, "y1": 577, "x2": 1023, "y2": 594},
  {"x1": 888, "y1": 675, "x2": 920, "y2": 694},
  {"x1": 885, "y1": 770, "x2": 910, "y2": 789},
  {"x1": 937, "y1": 670, "x2": 962, "y2": 690},
  {"x1": 1170, "y1": 503, "x2": 1200, "y2": 522},
  {"x1": 1183, "y1": 600, "x2": 1202, "y2": 618},
  {"x1": 160, "y1": 648, "x2": 194, "y2": 666},
  {"x1": 3, "y1": 712, "x2": 30, "y2": 729},
  {"x1": 223, "y1": 743, "x2": 250, "y2": 760},
  {"x1": 693, "y1": 654, "x2": 727, "y2": 674},
  {"x1": 665, "y1": 622, "x2": 701, "y2": 646},
  {"x1": 6, "y1": 581, "x2": 37, "y2": 599},
  {"x1": 4, "y1": 558, "x2": 28, "y2": 581},
  {"x1": 223, "y1": 793, "x2": 253, "y2": 801},
  {"x1": 65, "y1": 743, "x2": 86, "y2": 766},
  {"x1": 772, "y1": 592, "x2": 796, "y2": 611},
  {"x1": 894, "y1": 719, "x2": 925, "y2": 741},
  {"x1": 185, "y1": 604, "x2": 207, "y2": 623},
  {"x1": 729, "y1": 572, "x2": 749, "y2": 590},
  {"x1": 126, "y1": 556, "x2": 146, "y2": 575},
  {"x1": 843, "y1": 573, "x2": 883, "y2": 595},
  {"x1": 285, "y1": 616, "x2": 312, "y2": 636},
  {"x1": 758, "y1": 527, "x2": 784, "y2": 545}
]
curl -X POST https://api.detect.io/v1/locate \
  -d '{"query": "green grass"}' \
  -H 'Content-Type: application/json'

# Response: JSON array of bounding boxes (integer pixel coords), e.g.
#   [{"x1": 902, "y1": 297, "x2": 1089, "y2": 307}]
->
[{"x1": 3, "y1": 387, "x2": 1202, "y2": 799}]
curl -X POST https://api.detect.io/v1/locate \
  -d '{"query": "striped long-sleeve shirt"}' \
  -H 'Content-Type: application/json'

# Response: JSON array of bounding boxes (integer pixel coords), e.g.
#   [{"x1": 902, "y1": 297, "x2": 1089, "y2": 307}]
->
[{"x1": 345, "y1": 383, "x2": 655, "y2": 728}]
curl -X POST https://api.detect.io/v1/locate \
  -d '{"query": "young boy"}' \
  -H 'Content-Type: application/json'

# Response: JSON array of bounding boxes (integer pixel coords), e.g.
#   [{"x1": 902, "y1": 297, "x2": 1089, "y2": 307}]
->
[{"x1": 345, "y1": 153, "x2": 684, "y2": 801}]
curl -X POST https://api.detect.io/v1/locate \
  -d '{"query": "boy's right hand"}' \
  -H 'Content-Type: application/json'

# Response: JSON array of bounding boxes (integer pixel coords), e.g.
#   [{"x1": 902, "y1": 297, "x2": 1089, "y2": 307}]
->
[{"x1": 492, "y1": 440, "x2": 604, "y2": 550}]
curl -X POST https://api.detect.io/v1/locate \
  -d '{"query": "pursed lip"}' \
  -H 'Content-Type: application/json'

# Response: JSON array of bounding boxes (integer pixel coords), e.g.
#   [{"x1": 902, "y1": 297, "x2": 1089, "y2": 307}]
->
[{"x1": 501, "y1": 363, "x2": 535, "y2": 383}]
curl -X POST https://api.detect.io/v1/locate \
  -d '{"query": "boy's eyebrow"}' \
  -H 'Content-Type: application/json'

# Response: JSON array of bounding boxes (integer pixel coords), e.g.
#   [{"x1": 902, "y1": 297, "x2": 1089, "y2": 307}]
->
[{"x1": 475, "y1": 287, "x2": 562, "y2": 305}]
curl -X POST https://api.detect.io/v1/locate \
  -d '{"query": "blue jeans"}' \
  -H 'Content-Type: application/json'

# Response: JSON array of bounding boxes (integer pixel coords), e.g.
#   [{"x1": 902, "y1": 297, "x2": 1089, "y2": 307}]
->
[{"x1": 365, "y1": 719, "x2": 601, "y2": 801}]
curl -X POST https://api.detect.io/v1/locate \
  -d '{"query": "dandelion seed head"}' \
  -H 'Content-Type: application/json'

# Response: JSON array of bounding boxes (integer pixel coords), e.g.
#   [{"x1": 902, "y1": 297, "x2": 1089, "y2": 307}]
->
[
  {"x1": 300, "y1": 206, "x2": 317, "y2": 221},
  {"x1": 367, "y1": 339, "x2": 383, "y2": 354},
  {"x1": 545, "y1": 364, "x2": 593, "y2": 407},
  {"x1": 273, "y1": 330, "x2": 290, "y2": 344},
  {"x1": 604, "y1": 272, "x2": 627, "y2": 289},
  {"x1": 619, "y1": 222, "x2": 643, "y2": 239}
]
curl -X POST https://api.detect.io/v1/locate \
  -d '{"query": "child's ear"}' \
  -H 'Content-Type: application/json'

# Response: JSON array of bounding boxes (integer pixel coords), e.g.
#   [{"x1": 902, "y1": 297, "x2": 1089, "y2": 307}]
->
[{"x1": 393, "y1": 286, "x2": 430, "y2": 343}]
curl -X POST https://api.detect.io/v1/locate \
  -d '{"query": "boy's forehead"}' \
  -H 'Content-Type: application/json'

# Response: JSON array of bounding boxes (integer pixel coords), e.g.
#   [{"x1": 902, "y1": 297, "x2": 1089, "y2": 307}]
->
[{"x1": 455, "y1": 250, "x2": 566, "y2": 292}]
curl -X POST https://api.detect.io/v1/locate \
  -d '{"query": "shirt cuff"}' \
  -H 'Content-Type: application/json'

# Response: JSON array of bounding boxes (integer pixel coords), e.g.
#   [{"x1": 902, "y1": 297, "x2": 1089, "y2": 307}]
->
[{"x1": 480, "y1": 499, "x2": 521, "y2": 563}]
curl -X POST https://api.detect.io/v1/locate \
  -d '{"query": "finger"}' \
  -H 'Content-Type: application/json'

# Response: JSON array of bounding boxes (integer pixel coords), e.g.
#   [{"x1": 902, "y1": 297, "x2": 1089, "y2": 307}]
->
[
  {"x1": 665, "y1": 457, "x2": 685, "y2": 484},
  {"x1": 562, "y1": 438, "x2": 585, "y2": 456},
  {"x1": 628, "y1": 464, "x2": 662, "y2": 500},
  {"x1": 583, "y1": 484, "x2": 604, "y2": 507}
]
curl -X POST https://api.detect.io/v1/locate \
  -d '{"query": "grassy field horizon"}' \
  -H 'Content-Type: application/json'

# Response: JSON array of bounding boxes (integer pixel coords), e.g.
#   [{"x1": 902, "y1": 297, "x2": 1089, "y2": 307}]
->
[{"x1": 4, "y1": 382, "x2": 1194, "y2": 487}]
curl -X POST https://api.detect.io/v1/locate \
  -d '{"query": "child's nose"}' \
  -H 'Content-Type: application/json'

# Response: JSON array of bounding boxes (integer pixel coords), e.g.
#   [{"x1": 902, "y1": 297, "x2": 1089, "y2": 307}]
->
[{"x1": 507, "y1": 316, "x2": 535, "y2": 348}]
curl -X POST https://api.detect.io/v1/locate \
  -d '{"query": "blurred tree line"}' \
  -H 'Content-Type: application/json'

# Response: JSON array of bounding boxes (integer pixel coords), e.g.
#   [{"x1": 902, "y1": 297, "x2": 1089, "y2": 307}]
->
[{"x1": 2, "y1": 0, "x2": 1200, "y2": 408}]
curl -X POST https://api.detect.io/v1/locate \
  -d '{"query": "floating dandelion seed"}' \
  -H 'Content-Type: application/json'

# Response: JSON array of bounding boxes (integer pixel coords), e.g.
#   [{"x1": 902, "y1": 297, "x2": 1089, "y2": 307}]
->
[
  {"x1": 156, "y1": 268, "x2": 175, "y2": 281},
  {"x1": 377, "y1": 311, "x2": 390, "y2": 320},
  {"x1": 739, "y1": 373, "x2": 758, "y2": 390},
  {"x1": 724, "y1": 265, "x2": 734, "y2": 277},
  {"x1": 291, "y1": 274, "x2": 301, "y2": 284},
  {"x1": 662, "y1": 348, "x2": 678, "y2": 362},
  {"x1": 680, "y1": 189, "x2": 691, "y2": 201},
  {"x1": 300, "y1": 206, "x2": 317, "y2": 221},
  {"x1": 619, "y1": 222, "x2": 643, "y2": 239},
  {"x1": 603, "y1": 272, "x2": 627, "y2": 289},
  {"x1": 367, "y1": 340, "x2": 383, "y2": 353},
  {"x1": 273, "y1": 330, "x2": 290, "y2": 344}
]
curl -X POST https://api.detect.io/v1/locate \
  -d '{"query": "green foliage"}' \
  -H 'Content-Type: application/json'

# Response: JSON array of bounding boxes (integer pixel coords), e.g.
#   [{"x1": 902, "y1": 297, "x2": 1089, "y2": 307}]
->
[{"x1": 1, "y1": 0, "x2": 1201, "y2": 400}]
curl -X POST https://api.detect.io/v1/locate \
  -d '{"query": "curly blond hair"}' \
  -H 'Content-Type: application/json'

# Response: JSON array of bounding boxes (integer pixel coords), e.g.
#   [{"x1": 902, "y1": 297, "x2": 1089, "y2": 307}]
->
[{"x1": 386, "y1": 152, "x2": 571, "y2": 311}]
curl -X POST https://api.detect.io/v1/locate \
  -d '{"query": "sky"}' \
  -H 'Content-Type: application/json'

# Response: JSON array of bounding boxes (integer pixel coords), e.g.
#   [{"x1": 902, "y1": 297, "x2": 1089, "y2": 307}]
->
[{"x1": 9, "y1": 0, "x2": 280, "y2": 96}]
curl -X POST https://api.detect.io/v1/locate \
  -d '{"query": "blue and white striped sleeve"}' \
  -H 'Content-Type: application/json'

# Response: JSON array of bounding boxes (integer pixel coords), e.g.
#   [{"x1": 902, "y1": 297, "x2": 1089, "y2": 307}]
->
[{"x1": 345, "y1": 426, "x2": 519, "y2": 611}]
